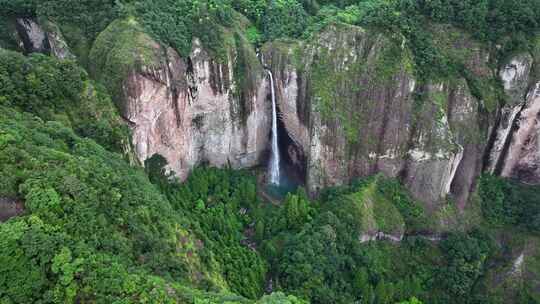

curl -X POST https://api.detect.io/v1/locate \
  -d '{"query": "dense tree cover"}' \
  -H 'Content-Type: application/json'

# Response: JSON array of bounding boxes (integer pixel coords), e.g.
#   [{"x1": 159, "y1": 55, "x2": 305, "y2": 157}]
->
[
  {"x1": 0, "y1": 105, "x2": 499, "y2": 303},
  {"x1": 3, "y1": 0, "x2": 540, "y2": 78},
  {"x1": 435, "y1": 231, "x2": 494, "y2": 302},
  {"x1": 0, "y1": 0, "x2": 118, "y2": 42},
  {"x1": 479, "y1": 174, "x2": 540, "y2": 232},
  {"x1": 356, "y1": 0, "x2": 540, "y2": 80},
  {"x1": 261, "y1": 0, "x2": 308, "y2": 41},
  {"x1": 250, "y1": 177, "x2": 495, "y2": 304},
  {"x1": 159, "y1": 166, "x2": 268, "y2": 299},
  {"x1": 120, "y1": 0, "x2": 236, "y2": 58},
  {"x1": 143, "y1": 159, "x2": 498, "y2": 304},
  {"x1": 0, "y1": 107, "x2": 192, "y2": 302},
  {"x1": 3, "y1": 0, "x2": 540, "y2": 47},
  {"x1": 0, "y1": 104, "x2": 527, "y2": 303},
  {"x1": 0, "y1": 49, "x2": 127, "y2": 152},
  {"x1": 0, "y1": 105, "x2": 309, "y2": 303}
]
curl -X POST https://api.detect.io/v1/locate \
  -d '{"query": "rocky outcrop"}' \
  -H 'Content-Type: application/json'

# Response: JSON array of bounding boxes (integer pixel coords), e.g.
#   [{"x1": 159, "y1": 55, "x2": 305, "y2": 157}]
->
[
  {"x1": 14, "y1": 18, "x2": 75, "y2": 60},
  {"x1": 15, "y1": 18, "x2": 50, "y2": 54},
  {"x1": 263, "y1": 24, "x2": 493, "y2": 210},
  {"x1": 91, "y1": 19, "x2": 271, "y2": 179},
  {"x1": 486, "y1": 52, "x2": 540, "y2": 184},
  {"x1": 500, "y1": 83, "x2": 540, "y2": 183},
  {"x1": 83, "y1": 18, "x2": 540, "y2": 212},
  {"x1": 486, "y1": 54, "x2": 534, "y2": 174},
  {"x1": 264, "y1": 26, "x2": 417, "y2": 195}
]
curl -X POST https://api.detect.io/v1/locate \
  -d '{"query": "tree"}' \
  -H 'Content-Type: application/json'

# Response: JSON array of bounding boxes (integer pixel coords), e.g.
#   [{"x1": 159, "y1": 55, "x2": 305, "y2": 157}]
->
[
  {"x1": 255, "y1": 220, "x2": 265, "y2": 242},
  {"x1": 375, "y1": 280, "x2": 393, "y2": 304},
  {"x1": 262, "y1": 0, "x2": 308, "y2": 40},
  {"x1": 397, "y1": 297, "x2": 423, "y2": 304}
]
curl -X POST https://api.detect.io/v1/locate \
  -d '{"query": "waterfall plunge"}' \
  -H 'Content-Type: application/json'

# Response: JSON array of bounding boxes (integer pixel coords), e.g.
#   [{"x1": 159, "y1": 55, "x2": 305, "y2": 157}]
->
[{"x1": 267, "y1": 70, "x2": 281, "y2": 185}]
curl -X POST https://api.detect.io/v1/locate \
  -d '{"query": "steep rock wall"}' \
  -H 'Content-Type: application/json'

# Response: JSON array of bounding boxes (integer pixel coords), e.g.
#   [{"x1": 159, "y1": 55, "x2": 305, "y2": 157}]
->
[
  {"x1": 484, "y1": 49, "x2": 540, "y2": 185},
  {"x1": 486, "y1": 54, "x2": 534, "y2": 174},
  {"x1": 263, "y1": 24, "x2": 494, "y2": 210},
  {"x1": 14, "y1": 18, "x2": 75, "y2": 60},
  {"x1": 82, "y1": 18, "x2": 540, "y2": 210},
  {"x1": 91, "y1": 19, "x2": 271, "y2": 179}
]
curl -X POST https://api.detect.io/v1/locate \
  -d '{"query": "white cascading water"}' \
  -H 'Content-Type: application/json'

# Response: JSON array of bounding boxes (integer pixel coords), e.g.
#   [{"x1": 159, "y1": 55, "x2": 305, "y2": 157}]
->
[{"x1": 267, "y1": 70, "x2": 281, "y2": 185}]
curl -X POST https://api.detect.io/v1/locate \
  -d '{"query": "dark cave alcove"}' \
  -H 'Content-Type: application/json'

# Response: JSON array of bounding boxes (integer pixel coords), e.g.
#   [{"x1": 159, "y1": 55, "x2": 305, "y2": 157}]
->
[
  {"x1": 263, "y1": 89, "x2": 307, "y2": 199},
  {"x1": 276, "y1": 109, "x2": 307, "y2": 186}
]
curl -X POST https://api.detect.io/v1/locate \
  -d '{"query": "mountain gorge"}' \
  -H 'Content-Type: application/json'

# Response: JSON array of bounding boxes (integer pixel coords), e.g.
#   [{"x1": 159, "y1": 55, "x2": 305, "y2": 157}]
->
[{"x1": 1, "y1": 0, "x2": 540, "y2": 303}]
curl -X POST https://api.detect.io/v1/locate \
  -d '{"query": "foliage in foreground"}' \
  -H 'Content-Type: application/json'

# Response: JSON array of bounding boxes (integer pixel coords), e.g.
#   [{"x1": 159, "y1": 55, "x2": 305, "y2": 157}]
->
[
  {"x1": 0, "y1": 49, "x2": 127, "y2": 152},
  {"x1": 0, "y1": 106, "x2": 299, "y2": 303}
]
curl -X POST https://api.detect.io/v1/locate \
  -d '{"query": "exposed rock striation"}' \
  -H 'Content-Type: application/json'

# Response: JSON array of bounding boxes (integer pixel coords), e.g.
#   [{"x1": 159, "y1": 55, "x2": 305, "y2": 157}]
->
[
  {"x1": 91, "y1": 19, "x2": 271, "y2": 179},
  {"x1": 486, "y1": 54, "x2": 534, "y2": 174},
  {"x1": 14, "y1": 18, "x2": 75, "y2": 60},
  {"x1": 87, "y1": 19, "x2": 540, "y2": 212},
  {"x1": 263, "y1": 24, "x2": 494, "y2": 210},
  {"x1": 486, "y1": 51, "x2": 540, "y2": 185}
]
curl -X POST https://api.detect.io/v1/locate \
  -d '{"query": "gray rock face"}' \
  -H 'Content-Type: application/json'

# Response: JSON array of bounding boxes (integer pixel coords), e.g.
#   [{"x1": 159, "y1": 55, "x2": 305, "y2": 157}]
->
[
  {"x1": 14, "y1": 18, "x2": 75, "y2": 60},
  {"x1": 500, "y1": 54, "x2": 534, "y2": 104},
  {"x1": 487, "y1": 54, "x2": 534, "y2": 174},
  {"x1": 15, "y1": 18, "x2": 50, "y2": 54},
  {"x1": 359, "y1": 231, "x2": 404, "y2": 243},
  {"x1": 120, "y1": 37, "x2": 271, "y2": 180},
  {"x1": 113, "y1": 21, "x2": 540, "y2": 212},
  {"x1": 90, "y1": 19, "x2": 540, "y2": 212},
  {"x1": 500, "y1": 82, "x2": 540, "y2": 183},
  {"x1": 486, "y1": 53, "x2": 540, "y2": 185},
  {"x1": 263, "y1": 24, "x2": 492, "y2": 210}
]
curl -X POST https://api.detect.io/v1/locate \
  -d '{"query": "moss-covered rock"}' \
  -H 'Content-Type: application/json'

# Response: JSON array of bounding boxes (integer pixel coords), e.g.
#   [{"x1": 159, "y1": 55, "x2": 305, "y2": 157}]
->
[
  {"x1": 262, "y1": 23, "x2": 494, "y2": 217},
  {"x1": 349, "y1": 177, "x2": 406, "y2": 242},
  {"x1": 89, "y1": 18, "x2": 160, "y2": 112}
]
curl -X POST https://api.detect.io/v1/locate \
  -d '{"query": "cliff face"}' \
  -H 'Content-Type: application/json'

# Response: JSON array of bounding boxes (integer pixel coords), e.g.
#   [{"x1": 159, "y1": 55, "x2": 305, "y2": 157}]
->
[
  {"x1": 90, "y1": 19, "x2": 271, "y2": 179},
  {"x1": 19, "y1": 16, "x2": 540, "y2": 211},
  {"x1": 262, "y1": 24, "x2": 495, "y2": 210},
  {"x1": 487, "y1": 52, "x2": 540, "y2": 184},
  {"x1": 13, "y1": 18, "x2": 75, "y2": 60},
  {"x1": 261, "y1": 24, "x2": 540, "y2": 213}
]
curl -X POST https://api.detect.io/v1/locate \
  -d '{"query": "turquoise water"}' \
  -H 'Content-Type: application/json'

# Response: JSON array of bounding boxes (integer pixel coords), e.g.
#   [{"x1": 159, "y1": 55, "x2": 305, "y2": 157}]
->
[{"x1": 265, "y1": 172, "x2": 301, "y2": 200}]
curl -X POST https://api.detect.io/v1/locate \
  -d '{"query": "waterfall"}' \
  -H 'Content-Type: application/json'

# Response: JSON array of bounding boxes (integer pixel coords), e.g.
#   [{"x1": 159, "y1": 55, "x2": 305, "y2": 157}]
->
[{"x1": 267, "y1": 70, "x2": 281, "y2": 185}]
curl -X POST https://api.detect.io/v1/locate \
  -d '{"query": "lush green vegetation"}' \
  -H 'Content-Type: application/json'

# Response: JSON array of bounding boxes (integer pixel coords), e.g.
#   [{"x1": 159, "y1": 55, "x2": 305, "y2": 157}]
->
[
  {"x1": 2, "y1": 0, "x2": 540, "y2": 303},
  {"x1": 0, "y1": 49, "x2": 127, "y2": 152},
  {"x1": 479, "y1": 174, "x2": 540, "y2": 232},
  {"x1": 2, "y1": 83, "x2": 530, "y2": 302},
  {"x1": 3, "y1": 0, "x2": 540, "y2": 79},
  {"x1": 0, "y1": 106, "x2": 308, "y2": 303},
  {"x1": 120, "y1": 0, "x2": 235, "y2": 58},
  {"x1": 1, "y1": 107, "x2": 196, "y2": 302},
  {"x1": 0, "y1": 0, "x2": 117, "y2": 39}
]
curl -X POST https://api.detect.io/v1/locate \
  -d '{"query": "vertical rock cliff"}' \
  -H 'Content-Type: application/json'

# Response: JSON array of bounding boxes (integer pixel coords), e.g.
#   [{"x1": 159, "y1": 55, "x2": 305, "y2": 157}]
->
[
  {"x1": 90, "y1": 19, "x2": 271, "y2": 179},
  {"x1": 488, "y1": 51, "x2": 540, "y2": 184},
  {"x1": 262, "y1": 24, "x2": 498, "y2": 211},
  {"x1": 32, "y1": 16, "x2": 540, "y2": 213}
]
